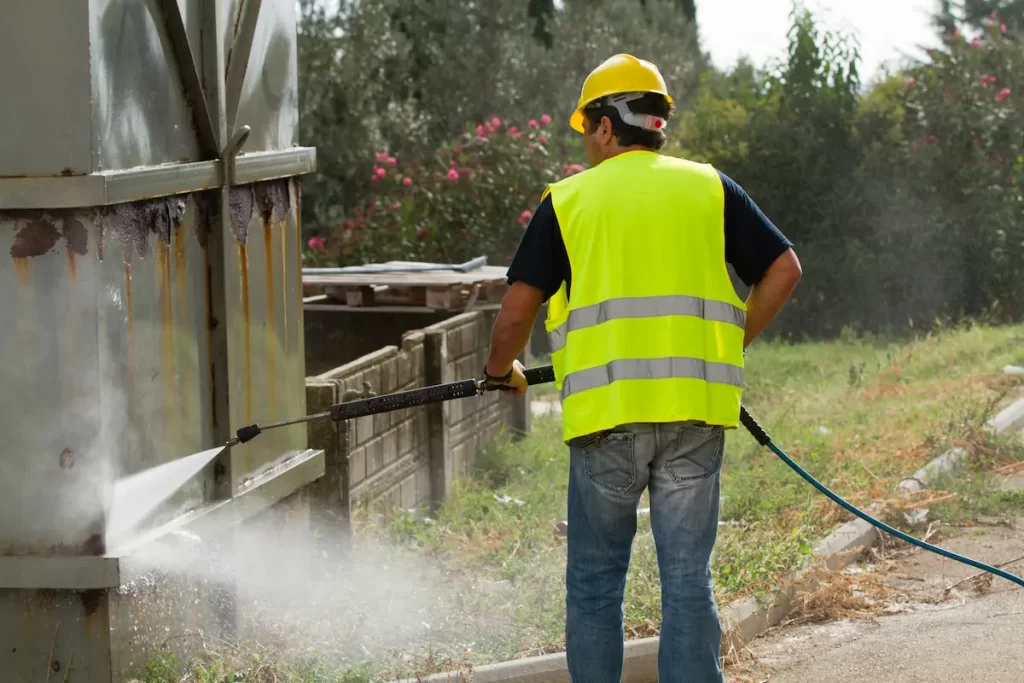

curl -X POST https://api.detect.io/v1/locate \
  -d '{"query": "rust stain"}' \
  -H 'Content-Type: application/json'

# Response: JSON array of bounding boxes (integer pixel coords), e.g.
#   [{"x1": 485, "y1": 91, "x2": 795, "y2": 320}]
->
[
  {"x1": 204, "y1": 247, "x2": 218, "y2": 430},
  {"x1": 80, "y1": 588, "x2": 103, "y2": 617},
  {"x1": 175, "y1": 225, "x2": 189, "y2": 430},
  {"x1": 239, "y1": 244, "x2": 252, "y2": 422},
  {"x1": 280, "y1": 217, "x2": 289, "y2": 355},
  {"x1": 156, "y1": 243, "x2": 175, "y2": 414},
  {"x1": 13, "y1": 257, "x2": 30, "y2": 285},
  {"x1": 263, "y1": 218, "x2": 276, "y2": 401},
  {"x1": 10, "y1": 218, "x2": 59, "y2": 258},
  {"x1": 65, "y1": 249, "x2": 77, "y2": 282},
  {"x1": 124, "y1": 260, "x2": 134, "y2": 381}
]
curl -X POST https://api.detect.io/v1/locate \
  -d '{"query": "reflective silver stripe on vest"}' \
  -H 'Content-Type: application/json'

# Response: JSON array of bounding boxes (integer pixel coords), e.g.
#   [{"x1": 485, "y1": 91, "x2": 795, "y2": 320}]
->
[
  {"x1": 561, "y1": 357, "x2": 744, "y2": 399},
  {"x1": 547, "y1": 295, "x2": 746, "y2": 354}
]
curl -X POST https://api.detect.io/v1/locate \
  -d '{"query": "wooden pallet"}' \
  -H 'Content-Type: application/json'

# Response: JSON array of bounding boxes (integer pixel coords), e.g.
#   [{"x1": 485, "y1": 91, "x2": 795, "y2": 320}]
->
[{"x1": 302, "y1": 261, "x2": 510, "y2": 311}]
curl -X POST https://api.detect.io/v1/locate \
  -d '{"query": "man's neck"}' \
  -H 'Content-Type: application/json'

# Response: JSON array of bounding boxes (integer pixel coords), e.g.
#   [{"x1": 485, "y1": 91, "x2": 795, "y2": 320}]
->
[{"x1": 601, "y1": 145, "x2": 657, "y2": 163}]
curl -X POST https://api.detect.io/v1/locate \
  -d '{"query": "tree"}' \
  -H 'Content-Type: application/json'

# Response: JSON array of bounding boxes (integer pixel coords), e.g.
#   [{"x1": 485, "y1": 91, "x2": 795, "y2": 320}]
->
[{"x1": 528, "y1": 0, "x2": 556, "y2": 47}]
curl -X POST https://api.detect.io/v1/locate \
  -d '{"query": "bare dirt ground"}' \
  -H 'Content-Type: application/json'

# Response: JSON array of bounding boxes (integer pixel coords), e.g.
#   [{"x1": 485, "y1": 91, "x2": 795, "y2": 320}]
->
[{"x1": 725, "y1": 522, "x2": 1024, "y2": 683}]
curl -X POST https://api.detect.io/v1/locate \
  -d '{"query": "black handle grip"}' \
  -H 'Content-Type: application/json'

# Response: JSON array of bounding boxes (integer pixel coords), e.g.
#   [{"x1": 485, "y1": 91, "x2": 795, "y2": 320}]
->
[
  {"x1": 739, "y1": 406, "x2": 771, "y2": 447},
  {"x1": 331, "y1": 379, "x2": 479, "y2": 421},
  {"x1": 524, "y1": 365, "x2": 555, "y2": 385}
]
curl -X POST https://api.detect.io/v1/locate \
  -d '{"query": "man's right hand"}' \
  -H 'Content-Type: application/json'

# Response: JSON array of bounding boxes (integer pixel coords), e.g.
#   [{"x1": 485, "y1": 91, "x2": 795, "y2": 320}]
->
[{"x1": 743, "y1": 248, "x2": 802, "y2": 349}]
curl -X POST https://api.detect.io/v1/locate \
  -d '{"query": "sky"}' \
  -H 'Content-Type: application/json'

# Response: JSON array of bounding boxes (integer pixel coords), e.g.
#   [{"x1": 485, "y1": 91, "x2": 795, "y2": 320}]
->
[{"x1": 696, "y1": 0, "x2": 941, "y2": 82}]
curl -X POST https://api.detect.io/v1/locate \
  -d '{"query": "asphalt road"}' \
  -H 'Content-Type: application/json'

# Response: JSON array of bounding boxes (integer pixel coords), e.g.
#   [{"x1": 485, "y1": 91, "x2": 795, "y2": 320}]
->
[{"x1": 728, "y1": 525, "x2": 1024, "y2": 683}]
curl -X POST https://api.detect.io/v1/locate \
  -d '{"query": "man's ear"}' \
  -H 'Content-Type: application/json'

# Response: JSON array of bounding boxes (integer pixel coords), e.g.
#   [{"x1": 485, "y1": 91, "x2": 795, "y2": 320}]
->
[{"x1": 600, "y1": 115, "x2": 614, "y2": 142}]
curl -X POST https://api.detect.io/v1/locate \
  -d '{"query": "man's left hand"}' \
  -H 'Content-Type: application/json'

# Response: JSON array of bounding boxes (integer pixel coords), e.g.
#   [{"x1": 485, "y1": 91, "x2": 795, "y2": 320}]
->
[{"x1": 487, "y1": 359, "x2": 529, "y2": 398}]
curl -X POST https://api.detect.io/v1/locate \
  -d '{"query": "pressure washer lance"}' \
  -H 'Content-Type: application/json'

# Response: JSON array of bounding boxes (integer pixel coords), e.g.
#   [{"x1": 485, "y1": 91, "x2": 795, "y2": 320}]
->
[
  {"x1": 227, "y1": 363, "x2": 1024, "y2": 589},
  {"x1": 225, "y1": 365, "x2": 557, "y2": 447}
]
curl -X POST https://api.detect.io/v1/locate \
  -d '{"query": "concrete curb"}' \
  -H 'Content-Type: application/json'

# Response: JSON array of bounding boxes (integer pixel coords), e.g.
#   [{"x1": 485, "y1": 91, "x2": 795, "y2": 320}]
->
[{"x1": 397, "y1": 395, "x2": 1024, "y2": 683}]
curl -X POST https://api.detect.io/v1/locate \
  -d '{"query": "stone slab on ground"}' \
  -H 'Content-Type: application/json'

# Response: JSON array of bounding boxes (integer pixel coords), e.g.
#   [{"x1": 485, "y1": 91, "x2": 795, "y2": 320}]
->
[{"x1": 727, "y1": 525, "x2": 1024, "y2": 683}]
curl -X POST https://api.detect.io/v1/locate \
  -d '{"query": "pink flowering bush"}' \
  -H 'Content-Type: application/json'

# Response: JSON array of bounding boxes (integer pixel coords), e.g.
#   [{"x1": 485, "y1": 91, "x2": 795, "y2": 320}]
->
[{"x1": 320, "y1": 114, "x2": 570, "y2": 266}]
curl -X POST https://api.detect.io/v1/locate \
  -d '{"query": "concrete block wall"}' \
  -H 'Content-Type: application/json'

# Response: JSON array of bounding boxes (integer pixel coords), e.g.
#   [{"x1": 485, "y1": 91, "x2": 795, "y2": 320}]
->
[{"x1": 304, "y1": 311, "x2": 530, "y2": 526}]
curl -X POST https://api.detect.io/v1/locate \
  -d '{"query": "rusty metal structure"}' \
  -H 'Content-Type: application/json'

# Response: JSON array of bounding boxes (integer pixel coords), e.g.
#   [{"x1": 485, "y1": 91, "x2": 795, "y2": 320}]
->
[{"x1": 0, "y1": 1, "x2": 322, "y2": 679}]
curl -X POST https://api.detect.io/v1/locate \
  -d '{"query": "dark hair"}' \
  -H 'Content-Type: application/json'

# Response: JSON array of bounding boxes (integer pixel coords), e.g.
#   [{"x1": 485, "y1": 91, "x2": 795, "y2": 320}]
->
[{"x1": 582, "y1": 91, "x2": 674, "y2": 150}]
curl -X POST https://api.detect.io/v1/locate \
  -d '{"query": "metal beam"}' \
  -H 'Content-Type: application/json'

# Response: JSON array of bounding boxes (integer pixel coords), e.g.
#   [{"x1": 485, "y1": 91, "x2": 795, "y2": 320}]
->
[
  {"x1": 224, "y1": 0, "x2": 264, "y2": 134},
  {"x1": 157, "y1": 0, "x2": 220, "y2": 160},
  {"x1": 0, "y1": 147, "x2": 316, "y2": 209}
]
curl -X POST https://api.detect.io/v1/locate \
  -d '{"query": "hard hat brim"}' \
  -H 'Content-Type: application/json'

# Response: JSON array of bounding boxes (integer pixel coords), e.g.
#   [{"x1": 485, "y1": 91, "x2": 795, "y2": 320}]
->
[{"x1": 569, "y1": 108, "x2": 586, "y2": 134}]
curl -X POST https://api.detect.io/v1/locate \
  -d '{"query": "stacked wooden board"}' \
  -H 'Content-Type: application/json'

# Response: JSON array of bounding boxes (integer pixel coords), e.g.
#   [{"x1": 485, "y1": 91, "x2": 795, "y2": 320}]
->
[{"x1": 302, "y1": 261, "x2": 510, "y2": 312}]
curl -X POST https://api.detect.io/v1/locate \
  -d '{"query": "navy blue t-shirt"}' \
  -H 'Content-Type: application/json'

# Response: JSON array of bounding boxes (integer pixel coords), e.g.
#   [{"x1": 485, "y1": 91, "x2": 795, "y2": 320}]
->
[{"x1": 506, "y1": 170, "x2": 792, "y2": 301}]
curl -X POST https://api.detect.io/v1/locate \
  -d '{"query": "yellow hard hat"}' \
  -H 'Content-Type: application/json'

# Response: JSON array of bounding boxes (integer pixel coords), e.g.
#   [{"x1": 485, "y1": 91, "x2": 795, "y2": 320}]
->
[{"x1": 569, "y1": 54, "x2": 673, "y2": 133}]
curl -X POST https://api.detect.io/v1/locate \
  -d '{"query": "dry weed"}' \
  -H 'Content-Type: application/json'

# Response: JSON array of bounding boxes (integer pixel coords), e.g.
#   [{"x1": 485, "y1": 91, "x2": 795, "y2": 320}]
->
[{"x1": 784, "y1": 565, "x2": 897, "y2": 625}]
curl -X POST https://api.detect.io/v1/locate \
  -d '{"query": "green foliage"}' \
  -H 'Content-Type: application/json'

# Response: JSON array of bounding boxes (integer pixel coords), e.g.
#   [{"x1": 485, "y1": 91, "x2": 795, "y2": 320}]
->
[{"x1": 316, "y1": 115, "x2": 566, "y2": 267}]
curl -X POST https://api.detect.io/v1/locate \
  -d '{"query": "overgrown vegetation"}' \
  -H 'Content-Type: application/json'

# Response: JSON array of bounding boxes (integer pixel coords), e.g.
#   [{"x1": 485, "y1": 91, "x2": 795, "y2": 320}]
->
[
  {"x1": 377, "y1": 322, "x2": 1022, "y2": 674},
  {"x1": 146, "y1": 324, "x2": 1022, "y2": 681}
]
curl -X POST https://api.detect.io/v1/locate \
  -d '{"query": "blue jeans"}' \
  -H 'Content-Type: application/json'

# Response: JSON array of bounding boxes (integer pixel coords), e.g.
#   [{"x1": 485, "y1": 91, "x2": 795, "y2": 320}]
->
[{"x1": 566, "y1": 422, "x2": 725, "y2": 683}]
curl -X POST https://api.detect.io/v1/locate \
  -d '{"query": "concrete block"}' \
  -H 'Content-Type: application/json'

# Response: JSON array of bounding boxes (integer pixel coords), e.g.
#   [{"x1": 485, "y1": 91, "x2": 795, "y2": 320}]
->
[
  {"x1": 461, "y1": 322, "x2": 477, "y2": 357},
  {"x1": 449, "y1": 396, "x2": 463, "y2": 424},
  {"x1": 398, "y1": 419, "x2": 413, "y2": 455},
  {"x1": 398, "y1": 352, "x2": 412, "y2": 385},
  {"x1": 447, "y1": 328, "x2": 462, "y2": 357},
  {"x1": 362, "y1": 364, "x2": 382, "y2": 396},
  {"x1": 400, "y1": 475, "x2": 417, "y2": 509},
  {"x1": 366, "y1": 437, "x2": 384, "y2": 475},
  {"x1": 373, "y1": 410, "x2": 392, "y2": 434},
  {"x1": 381, "y1": 357, "x2": 398, "y2": 394},
  {"x1": 355, "y1": 415, "x2": 374, "y2": 445},
  {"x1": 383, "y1": 432, "x2": 398, "y2": 466},
  {"x1": 349, "y1": 446, "x2": 366, "y2": 485},
  {"x1": 415, "y1": 465, "x2": 431, "y2": 506},
  {"x1": 988, "y1": 396, "x2": 1024, "y2": 435},
  {"x1": 343, "y1": 372, "x2": 364, "y2": 395}
]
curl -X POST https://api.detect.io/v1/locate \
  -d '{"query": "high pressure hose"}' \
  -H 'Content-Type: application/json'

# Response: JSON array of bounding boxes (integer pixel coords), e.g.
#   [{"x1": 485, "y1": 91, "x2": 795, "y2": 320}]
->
[{"x1": 739, "y1": 407, "x2": 1024, "y2": 588}]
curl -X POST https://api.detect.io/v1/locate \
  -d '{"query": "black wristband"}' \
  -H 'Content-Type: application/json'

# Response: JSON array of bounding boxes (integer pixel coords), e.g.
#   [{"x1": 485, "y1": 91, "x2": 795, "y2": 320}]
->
[{"x1": 483, "y1": 365, "x2": 513, "y2": 383}]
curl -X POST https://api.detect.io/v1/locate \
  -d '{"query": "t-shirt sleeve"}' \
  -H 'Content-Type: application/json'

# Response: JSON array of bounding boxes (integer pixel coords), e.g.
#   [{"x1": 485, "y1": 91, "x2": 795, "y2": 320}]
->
[
  {"x1": 719, "y1": 170, "x2": 794, "y2": 287},
  {"x1": 506, "y1": 193, "x2": 570, "y2": 302}
]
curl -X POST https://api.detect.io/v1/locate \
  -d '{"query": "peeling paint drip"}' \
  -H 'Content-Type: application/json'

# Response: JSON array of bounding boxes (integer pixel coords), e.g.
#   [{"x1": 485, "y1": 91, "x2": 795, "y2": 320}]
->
[
  {"x1": 193, "y1": 191, "x2": 214, "y2": 248},
  {"x1": 107, "y1": 197, "x2": 186, "y2": 261},
  {"x1": 10, "y1": 219, "x2": 60, "y2": 258},
  {"x1": 254, "y1": 179, "x2": 290, "y2": 224},
  {"x1": 63, "y1": 217, "x2": 89, "y2": 255},
  {"x1": 229, "y1": 186, "x2": 254, "y2": 244}
]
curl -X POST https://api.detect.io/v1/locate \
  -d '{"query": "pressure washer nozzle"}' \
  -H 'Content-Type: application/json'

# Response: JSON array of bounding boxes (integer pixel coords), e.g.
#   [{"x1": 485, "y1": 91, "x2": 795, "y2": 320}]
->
[{"x1": 236, "y1": 424, "x2": 262, "y2": 444}]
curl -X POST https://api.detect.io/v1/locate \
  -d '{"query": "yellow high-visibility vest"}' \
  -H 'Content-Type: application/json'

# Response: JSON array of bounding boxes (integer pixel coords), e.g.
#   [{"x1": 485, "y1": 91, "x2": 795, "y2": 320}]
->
[{"x1": 544, "y1": 150, "x2": 747, "y2": 444}]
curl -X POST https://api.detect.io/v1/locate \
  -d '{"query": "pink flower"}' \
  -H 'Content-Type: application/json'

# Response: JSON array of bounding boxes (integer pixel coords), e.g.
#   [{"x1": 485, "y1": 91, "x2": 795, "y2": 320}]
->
[
  {"x1": 508, "y1": 126, "x2": 521, "y2": 139},
  {"x1": 1001, "y1": 23, "x2": 1007, "y2": 34},
  {"x1": 375, "y1": 152, "x2": 387, "y2": 162},
  {"x1": 518, "y1": 209, "x2": 532, "y2": 225},
  {"x1": 307, "y1": 236, "x2": 326, "y2": 250},
  {"x1": 371, "y1": 175, "x2": 379, "y2": 183},
  {"x1": 972, "y1": 37, "x2": 981, "y2": 48},
  {"x1": 476, "y1": 124, "x2": 487, "y2": 139},
  {"x1": 528, "y1": 119, "x2": 539, "y2": 128},
  {"x1": 402, "y1": 177, "x2": 412, "y2": 187},
  {"x1": 485, "y1": 122, "x2": 496, "y2": 134},
  {"x1": 417, "y1": 227, "x2": 428, "y2": 240},
  {"x1": 386, "y1": 156, "x2": 397, "y2": 167},
  {"x1": 980, "y1": 74, "x2": 997, "y2": 86},
  {"x1": 375, "y1": 166, "x2": 387, "y2": 178},
  {"x1": 953, "y1": 29, "x2": 961, "y2": 38},
  {"x1": 491, "y1": 117, "x2": 501, "y2": 128},
  {"x1": 539, "y1": 134, "x2": 548, "y2": 143},
  {"x1": 972, "y1": 138, "x2": 981, "y2": 146},
  {"x1": 540, "y1": 114, "x2": 552, "y2": 125},
  {"x1": 997, "y1": 87, "x2": 1011, "y2": 102},
  {"x1": 391, "y1": 202, "x2": 401, "y2": 211},
  {"x1": 904, "y1": 76, "x2": 915, "y2": 89},
  {"x1": 447, "y1": 168, "x2": 459, "y2": 181}
]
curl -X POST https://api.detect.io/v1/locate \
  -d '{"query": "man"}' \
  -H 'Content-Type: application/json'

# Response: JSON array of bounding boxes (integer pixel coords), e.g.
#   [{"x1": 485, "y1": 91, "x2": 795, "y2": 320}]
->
[{"x1": 482, "y1": 54, "x2": 801, "y2": 682}]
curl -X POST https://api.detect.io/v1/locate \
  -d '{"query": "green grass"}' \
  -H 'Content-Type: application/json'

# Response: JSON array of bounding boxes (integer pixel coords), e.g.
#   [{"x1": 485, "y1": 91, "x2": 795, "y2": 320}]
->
[{"x1": 154, "y1": 322, "x2": 1024, "y2": 681}]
